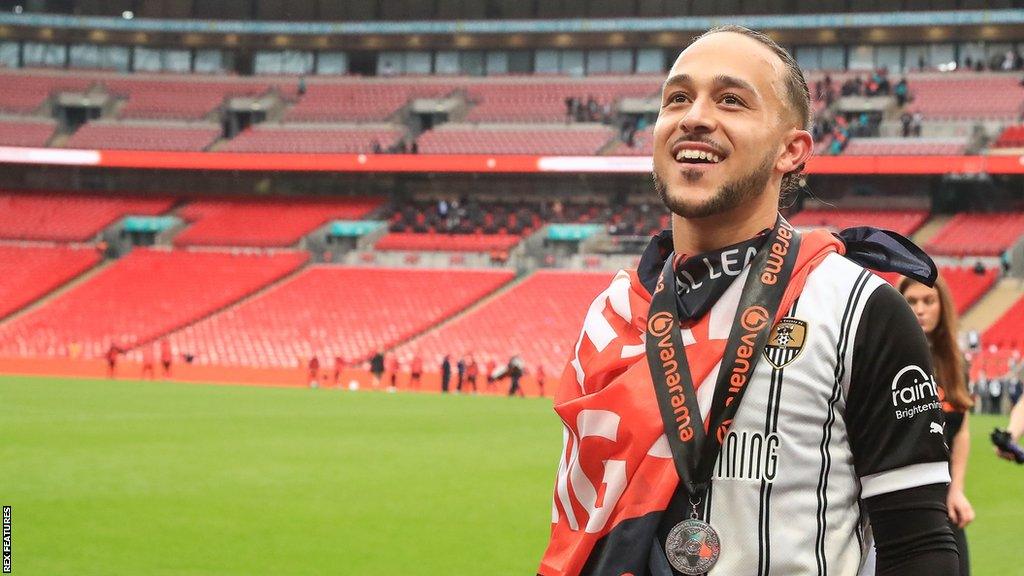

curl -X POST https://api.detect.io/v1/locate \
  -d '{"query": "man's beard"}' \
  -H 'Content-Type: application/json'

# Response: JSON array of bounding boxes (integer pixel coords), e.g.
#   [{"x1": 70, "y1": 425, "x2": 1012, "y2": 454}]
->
[{"x1": 653, "y1": 151, "x2": 775, "y2": 219}]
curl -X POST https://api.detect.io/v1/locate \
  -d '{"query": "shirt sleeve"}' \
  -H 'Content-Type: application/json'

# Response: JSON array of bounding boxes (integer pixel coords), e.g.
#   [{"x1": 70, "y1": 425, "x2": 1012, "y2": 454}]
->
[{"x1": 845, "y1": 282, "x2": 951, "y2": 498}]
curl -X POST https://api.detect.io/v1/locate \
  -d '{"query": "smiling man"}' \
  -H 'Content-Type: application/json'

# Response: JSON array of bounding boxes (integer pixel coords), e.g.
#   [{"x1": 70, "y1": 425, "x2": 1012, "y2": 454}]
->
[{"x1": 539, "y1": 27, "x2": 958, "y2": 576}]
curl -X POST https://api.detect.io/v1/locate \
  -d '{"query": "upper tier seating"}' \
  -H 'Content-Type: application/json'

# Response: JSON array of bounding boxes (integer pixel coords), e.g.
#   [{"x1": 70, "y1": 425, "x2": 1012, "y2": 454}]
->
[
  {"x1": 164, "y1": 266, "x2": 514, "y2": 367},
  {"x1": 841, "y1": 137, "x2": 968, "y2": 156},
  {"x1": 938, "y1": 266, "x2": 998, "y2": 314},
  {"x1": 984, "y1": 296, "x2": 1024, "y2": 350},
  {"x1": 65, "y1": 122, "x2": 221, "y2": 151},
  {"x1": 993, "y1": 124, "x2": 1024, "y2": 148},
  {"x1": 0, "y1": 245, "x2": 102, "y2": 319},
  {"x1": 221, "y1": 124, "x2": 403, "y2": 154},
  {"x1": 375, "y1": 232, "x2": 522, "y2": 252},
  {"x1": 790, "y1": 209, "x2": 930, "y2": 237},
  {"x1": 104, "y1": 77, "x2": 270, "y2": 120},
  {"x1": 417, "y1": 124, "x2": 616, "y2": 155},
  {"x1": 0, "y1": 193, "x2": 175, "y2": 241},
  {"x1": 907, "y1": 73, "x2": 1024, "y2": 121},
  {"x1": 464, "y1": 77, "x2": 660, "y2": 122},
  {"x1": 0, "y1": 248, "x2": 308, "y2": 359},
  {"x1": 925, "y1": 213, "x2": 1024, "y2": 256},
  {"x1": 609, "y1": 126, "x2": 654, "y2": 156},
  {"x1": 173, "y1": 197, "x2": 382, "y2": 247},
  {"x1": 0, "y1": 72, "x2": 93, "y2": 114},
  {"x1": 284, "y1": 81, "x2": 456, "y2": 122},
  {"x1": 0, "y1": 118, "x2": 57, "y2": 147},
  {"x1": 395, "y1": 269, "x2": 614, "y2": 377}
]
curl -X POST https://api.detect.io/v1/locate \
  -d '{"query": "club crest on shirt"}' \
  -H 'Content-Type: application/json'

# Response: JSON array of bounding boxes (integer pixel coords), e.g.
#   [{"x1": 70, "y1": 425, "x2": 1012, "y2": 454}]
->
[{"x1": 763, "y1": 317, "x2": 807, "y2": 369}]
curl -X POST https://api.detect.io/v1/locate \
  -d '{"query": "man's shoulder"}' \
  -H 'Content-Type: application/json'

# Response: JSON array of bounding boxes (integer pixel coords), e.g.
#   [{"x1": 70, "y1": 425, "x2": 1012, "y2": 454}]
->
[{"x1": 804, "y1": 251, "x2": 889, "y2": 302}]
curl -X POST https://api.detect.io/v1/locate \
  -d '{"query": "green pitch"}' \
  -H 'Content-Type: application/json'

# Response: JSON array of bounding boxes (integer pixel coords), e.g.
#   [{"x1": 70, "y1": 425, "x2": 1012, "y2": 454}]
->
[{"x1": 1, "y1": 376, "x2": 1022, "y2": 575}]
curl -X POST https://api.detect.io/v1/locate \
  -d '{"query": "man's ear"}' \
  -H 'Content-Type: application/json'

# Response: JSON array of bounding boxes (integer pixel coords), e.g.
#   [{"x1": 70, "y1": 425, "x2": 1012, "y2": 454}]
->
[{"x1": 777, "y1": 128, "x2": 814, "y2": 175}]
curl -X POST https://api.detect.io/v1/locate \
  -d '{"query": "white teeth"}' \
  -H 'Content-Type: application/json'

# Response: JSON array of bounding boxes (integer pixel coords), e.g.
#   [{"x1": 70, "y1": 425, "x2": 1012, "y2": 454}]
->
[{"x1": 674, "y1": 149, "x2": 723, "y2": 163}]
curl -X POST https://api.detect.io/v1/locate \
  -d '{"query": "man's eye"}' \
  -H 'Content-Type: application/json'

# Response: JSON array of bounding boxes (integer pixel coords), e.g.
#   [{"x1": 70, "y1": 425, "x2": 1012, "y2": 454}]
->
[
  {"x1": 722, "y1": 94, "x2": 743, "y2": 105},
  {"x1": 669, "y1": 93, "x2": 689, "y2": 104}
]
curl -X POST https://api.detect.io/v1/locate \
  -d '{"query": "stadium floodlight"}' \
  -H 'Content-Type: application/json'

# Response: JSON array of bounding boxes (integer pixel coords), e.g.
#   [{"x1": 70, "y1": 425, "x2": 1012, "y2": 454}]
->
[{"x1": 122, "y1": 10, "x2": 134, "y2": 20}]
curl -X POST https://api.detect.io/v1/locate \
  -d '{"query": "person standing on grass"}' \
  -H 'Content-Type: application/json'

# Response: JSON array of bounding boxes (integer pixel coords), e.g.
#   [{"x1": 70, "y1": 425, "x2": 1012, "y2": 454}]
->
[
  {"x1": 441, "y1": 354, "x2": 452, "y2": 394},
  {"x1": 506, "y1": 355, "x2": 525, "y2": 398},
  {"x1": 106, "y1": 342, "x2": 123, "y2": 379},
  {"x1": 486, "y1": 358, "x2": 498, "y2": 392},
  {"x1": 159, "y1": 339, "x2": 173, "y2": 378},
  {"x1": 308, "y1": 355, "x2": 320, "y2": 388},
  {"x1": 466, "y1": 355, "x2": 479, "y2": 394},
  {"x1": 387, "y1": 355, "x2": 399, "y2": 392},
  {"x1": 539, "y1": 26, "x2": 956, "y2": 576},
  {"x1": 535, "y1": 363, "x2": 546, "y2": 397},
  {"x1": 410, "y1": 355, "x2": 423, "y2": 391},
  {"x1": 900, "y1": 275, "x2": 975, "y2": 576},
  {"x1": 370, "y1": 350, "x2": 385, "y2": 390},
  {"x1": 456, "y1": 356, "x2": 466, "y2": 393},
  {"x1": 141, "y1": 344, "x2": 155, "y2": 380},
  {"x1": 333, "y1": 355, "x2": 344, "y2": 387}
]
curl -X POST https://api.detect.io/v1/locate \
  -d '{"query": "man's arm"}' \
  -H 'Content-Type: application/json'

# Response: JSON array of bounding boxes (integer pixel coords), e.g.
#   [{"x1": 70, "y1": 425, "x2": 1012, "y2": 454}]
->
[{"x1": 845, "y1": 283, "x2": 958, "y2": 575}]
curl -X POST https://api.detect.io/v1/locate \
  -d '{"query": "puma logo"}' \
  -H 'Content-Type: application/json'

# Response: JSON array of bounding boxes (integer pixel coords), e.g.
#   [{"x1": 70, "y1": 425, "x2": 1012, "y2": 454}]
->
[{"x1": 930, "y1": 421, "x2": 944, "y2": 435}]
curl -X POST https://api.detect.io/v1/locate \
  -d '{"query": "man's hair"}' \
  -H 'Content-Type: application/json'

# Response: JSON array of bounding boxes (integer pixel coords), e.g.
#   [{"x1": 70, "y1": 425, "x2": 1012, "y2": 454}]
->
[{"x1": 692, "y1": 25, "x2": 810, "y2": 199}]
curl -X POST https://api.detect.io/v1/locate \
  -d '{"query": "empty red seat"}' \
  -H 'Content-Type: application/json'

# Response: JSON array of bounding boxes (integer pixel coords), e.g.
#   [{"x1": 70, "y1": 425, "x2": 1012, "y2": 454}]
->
[
  {"x1": 926, "y1": 213, "x2": 1024, "y2": 256},
  {"x1": 0, "y1": 193, "x2": 175, "y2": 242},
  {"x1": 417, "y1": 124, "x2": 615, "y2": 155},
  {"x1": 0, "y1": 245, "x2": 102, "y2": 319},
  {"x1": 66, "y1": 122, "x2": 221, "y2": 151},
  {"x1": 0, "y1": 118, "x2": 57, "y2": 147},
  {"x1": 375, "y1": 232, "x2": 522, "y2": 252},
  {"x1": 0, "y1": 248, "x2": 308, "y2": 359},
  {"x1": 173, "y1": 197, "x2": 382, "y2": 247},
  {"x1": 790, "y1": 209, "x2": 930, "y2": 237},
  {"x1": 394, "y1": 269, "x2": 614, "y2": 377},
  {"x1": 163, "y1": 266, "x2": 514, "y2": 367},
  {"x1": 222, "y1": 125, "x2": 402, "y2": 154}
]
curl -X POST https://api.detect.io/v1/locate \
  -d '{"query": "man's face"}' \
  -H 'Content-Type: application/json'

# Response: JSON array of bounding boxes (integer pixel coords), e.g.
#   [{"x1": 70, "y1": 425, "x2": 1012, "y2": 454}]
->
[{"x1": 652, "y1": 32, "x2": 797, "y2": 219}]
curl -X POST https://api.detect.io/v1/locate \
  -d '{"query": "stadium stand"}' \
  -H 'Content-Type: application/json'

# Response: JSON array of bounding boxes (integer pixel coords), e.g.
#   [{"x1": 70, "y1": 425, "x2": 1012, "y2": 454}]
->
[
  {"x1": 463, "y1": 77, "x2": 660, "y2": 122},
  {"x1": 0, "y1": 248, "x2": 308, "y2": 359},
  {"x1": 925, "y1": 212, "x2": 1024, "y2": 256},
  {"x1": 0, "y1": 118, "x2": 58, "y2": 147},
  {"x1": 65, "y1": 121, "x2": 221, "y2": 151},
  {"x1": 164, "y1": 266, "x2": 514, "y2": 367},
  {"x1": 983, "y1": 296, "x2": 1024, "y2": 350},
  {"x1": 609, "y1": 126, "x2": 654, "y2": 156},
  {"x1": 906, "y1": 73, "x2": 1024, "y2": 121},
  {"x1": 395, "y1": 269, "x2": 615, "y2": 377},
  {"x1": 0, "y1": 245, "x2": 102, "y2": 319},
  {"x1": 221, "y1": 124, "x2": 403, "y2": 154},
  {"x1": 104, "y1": 77, "x2": 271, "y2": 120},
  {"x1": 940, "y1": 266, "x2": 999, "y2": 314},
  {"x1": 841, "y1": 137, "x2": 968, "y2": 156},
  {"x1": 0, "y1": 193, "x2": 175, "y2": 241},
  {"x1": 993, "y1": 124, "x2": 1024, "y2": 148},
  {"x1": 173, "y1": 197, "x2": 382, "y2": 247},
  {"x1": 0, "y1": 72, "x2": 93, "y2": 115},
  {"x1": 789, "y1": 208, "x2": 930, "y2": 236},
  {"x1": 375, "y1": 231, "x2": 522, "y2": 252},
  {"x1": 284, "y1": 81, "x2": 455, "y2": 122},
  {"x1": 417, "y1": 124, "x2": 616, "y2": 155}
]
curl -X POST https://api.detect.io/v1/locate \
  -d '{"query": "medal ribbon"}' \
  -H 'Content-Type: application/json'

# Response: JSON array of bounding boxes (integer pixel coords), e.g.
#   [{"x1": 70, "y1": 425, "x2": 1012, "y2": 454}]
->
[{"x1": 644, "y1": 215, "x2": 801, "y2": 496}]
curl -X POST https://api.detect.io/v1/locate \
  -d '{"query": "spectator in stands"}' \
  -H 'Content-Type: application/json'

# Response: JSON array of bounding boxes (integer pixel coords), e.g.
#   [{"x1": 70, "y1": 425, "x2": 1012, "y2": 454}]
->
[
  {"x1": 900, "y1": 275, "x2": 975, "y2": 576},
  {"x1": 441, "y1": 355, "x2": 452, "y2": 394},
  {"x1": 160, "y1": 339, "x2": 172, "y2": 378},
  {"x1": 332, "y1": 356, "x2": 344, "y2": 387},
  {"x1": 106, "y1": 342, "x2": 123, "y2": 379},
  {"x1": 894, "y1": 78, "x2": 909, "y2": 107},
  {"x1": 901, "y1": 111, "x2": 914, "y2": 138},
  {"x1": 912, "y1": 110, "x2": 924, "y2": 137},
  {"x1": 370, "y1": 350, "x2": 385, "y2": 390},
  {"x1": 297, "y1": 76, "x2": 307, "y2": 96},
  {"x1": 410, "y1": 355, "x2": 423, "y2": 391},
  {"x1": 371, "y1": 139, "x2": 382, "y2": 154},
  {"x1": 308, "y1": 356, "x2": 321, "y2": 388}
]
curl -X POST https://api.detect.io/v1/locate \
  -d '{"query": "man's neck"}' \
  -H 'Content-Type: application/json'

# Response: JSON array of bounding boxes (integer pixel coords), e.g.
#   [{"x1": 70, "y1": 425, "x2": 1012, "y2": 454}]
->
[{"x1": 671, "y1": 196, "x2": 778, "y2": 257}]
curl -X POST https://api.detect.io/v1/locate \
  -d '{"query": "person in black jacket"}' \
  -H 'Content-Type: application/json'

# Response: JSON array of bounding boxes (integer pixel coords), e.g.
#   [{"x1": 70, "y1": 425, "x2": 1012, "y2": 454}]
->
[{"x1": 370, "y1": 350, "x2": 385, "y2": 390}]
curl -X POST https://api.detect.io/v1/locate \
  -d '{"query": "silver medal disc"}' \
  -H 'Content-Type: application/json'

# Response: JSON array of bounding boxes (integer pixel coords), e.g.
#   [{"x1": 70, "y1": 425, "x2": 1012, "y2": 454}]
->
[{"x1": 665, "y1": 518, "x2": 721, "y2": 575}]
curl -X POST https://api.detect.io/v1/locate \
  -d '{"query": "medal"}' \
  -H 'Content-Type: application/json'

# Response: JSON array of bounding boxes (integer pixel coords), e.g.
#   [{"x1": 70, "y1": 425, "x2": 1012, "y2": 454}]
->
[{"x1": 665, "y1": 518, "x2": 721, "y2": 575}]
